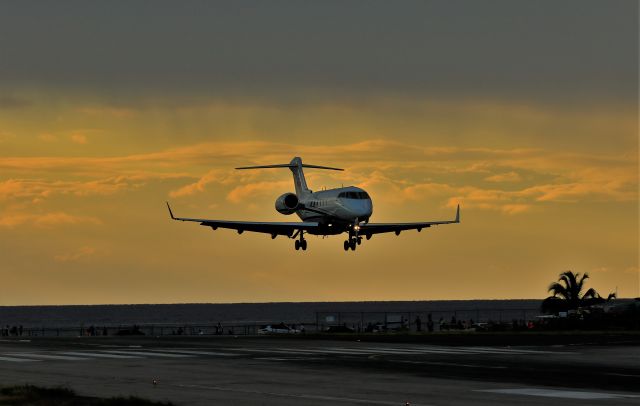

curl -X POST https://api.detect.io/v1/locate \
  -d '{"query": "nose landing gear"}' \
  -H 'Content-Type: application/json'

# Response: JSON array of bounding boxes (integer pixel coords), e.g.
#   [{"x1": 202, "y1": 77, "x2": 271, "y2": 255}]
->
[
  {"x1": 343, "y1": 220, "x2": 363, "y2": 251},
  {"x1": 344, "y1": 232, "x2": 362, "y2": 252}
]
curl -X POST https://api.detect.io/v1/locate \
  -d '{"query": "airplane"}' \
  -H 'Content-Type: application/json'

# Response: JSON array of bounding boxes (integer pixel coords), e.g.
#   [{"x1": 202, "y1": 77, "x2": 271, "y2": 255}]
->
[{"x1": 167, "y1": 157, "x2": 460, "y2": 251}]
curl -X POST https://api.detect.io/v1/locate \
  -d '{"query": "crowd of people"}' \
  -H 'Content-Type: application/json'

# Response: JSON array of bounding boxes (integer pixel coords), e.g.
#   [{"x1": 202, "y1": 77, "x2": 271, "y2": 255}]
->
[{"x1": 1, "y1": 325, "x2": 23, "y2": 336}]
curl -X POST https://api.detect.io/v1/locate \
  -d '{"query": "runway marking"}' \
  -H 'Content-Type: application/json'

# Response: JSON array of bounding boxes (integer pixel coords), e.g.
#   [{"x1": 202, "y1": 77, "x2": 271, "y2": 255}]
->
[
  {"x1": 396, "y1": 360, "x2": 508, "y2": 369},
  {"x1": 606, "y1": 372, "x2": 640, "y2": 378},
  {"x1": 59, "y1": 351, "x2": 142, "y2": 359},
  {"x1": 0, "y1": 355, "x2": 41, "y2": 363},
  {"x1": 222, "y1": 347, "x2": 318, "y2": 355},
  {"x1": 151, "y1": 349, "x2": 238, "y2": 357},
  {"x1": 274, "y1": 347, "x2": 426, "y2": 356},
  {"x1": 100, "y1": 350, "x2": 195, "y2": 358},
  {"x1": 333, "y1": 346, "x2": 490, "y2": 355},
  {"x1": 227, "y1": 345, "x2": 557, "y2": 358},
  {"x1": 276, "y1": 346, "x2": 557, "y2": 356},
  {"x1": 279, "y1": 348, "x2": 384, "y2": 355},
  {"x1": 360, "y1": 345, "x2": 568, "y2": 355},
  {"x1": 477, "y1": 388, "x2": 640, "y2": 399},
  {"x1": 254, "y1": 357, "x2": 298, "y2": 361},
  {"x1": 7, "y1": 353, "x2": 89, "y2": 361},
  {"x1": 174, "y1": 383, "x2": 434, "y2": 405},
  {"x1": 466, "y1": 346, "x2": 574, "y2": 354}
]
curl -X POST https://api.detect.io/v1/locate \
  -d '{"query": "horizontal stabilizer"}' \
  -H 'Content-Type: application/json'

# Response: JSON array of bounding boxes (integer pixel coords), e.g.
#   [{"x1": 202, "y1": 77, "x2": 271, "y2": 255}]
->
[{"x1": 236, "y1": 164, "x2": 343, "y2": 171}]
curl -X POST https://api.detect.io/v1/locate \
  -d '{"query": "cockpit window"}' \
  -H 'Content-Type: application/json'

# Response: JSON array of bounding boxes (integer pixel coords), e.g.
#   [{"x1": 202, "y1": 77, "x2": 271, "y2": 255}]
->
[{"x1": 338, "y1": 191, "x2": 370, "y2": 199}]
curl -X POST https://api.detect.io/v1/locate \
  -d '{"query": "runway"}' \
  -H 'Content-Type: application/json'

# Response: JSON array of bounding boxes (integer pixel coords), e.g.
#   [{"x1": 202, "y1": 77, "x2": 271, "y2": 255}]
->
[{"x1": 0, "y1": 336, "x2": 638, "y2": 405}]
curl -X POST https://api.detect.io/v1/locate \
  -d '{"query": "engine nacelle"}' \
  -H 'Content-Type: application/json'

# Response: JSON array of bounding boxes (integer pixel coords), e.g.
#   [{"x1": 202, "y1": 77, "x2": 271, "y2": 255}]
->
[{"x1": 275, "y1": 193, "x2": 299, "y2": 215}]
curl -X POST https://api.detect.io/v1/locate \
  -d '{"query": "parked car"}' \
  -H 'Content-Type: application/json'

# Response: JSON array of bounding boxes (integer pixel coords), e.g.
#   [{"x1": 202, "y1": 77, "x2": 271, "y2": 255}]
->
[
  {"x1": 258, "y1": 323, "x2": 300, "y2": 334},
  {"x1": 325, "y1": 325, "x2": 355, "y2": 333}
]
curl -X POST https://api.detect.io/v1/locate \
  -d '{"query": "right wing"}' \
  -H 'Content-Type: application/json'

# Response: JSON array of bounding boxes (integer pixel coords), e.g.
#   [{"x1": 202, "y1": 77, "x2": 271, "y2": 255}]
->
[
  {"x1": 166, "y1": 202, "x2": 318, "y2": 237},
  {"x1": 359, "y1": 205, "x2": 460, "y2": 236}
]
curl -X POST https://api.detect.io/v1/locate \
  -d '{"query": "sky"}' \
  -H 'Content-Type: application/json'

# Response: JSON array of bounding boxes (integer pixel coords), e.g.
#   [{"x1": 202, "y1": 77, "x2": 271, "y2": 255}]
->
[{"x1": 0, "y1": 1, "x2": 638, "y2": 305}]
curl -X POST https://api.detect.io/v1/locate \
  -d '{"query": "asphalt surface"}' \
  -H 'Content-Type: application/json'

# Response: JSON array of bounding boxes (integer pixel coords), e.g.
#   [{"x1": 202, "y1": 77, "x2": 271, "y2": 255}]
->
[{"x1": 0, "y1": 335, "x2": 639, "y2": 405}]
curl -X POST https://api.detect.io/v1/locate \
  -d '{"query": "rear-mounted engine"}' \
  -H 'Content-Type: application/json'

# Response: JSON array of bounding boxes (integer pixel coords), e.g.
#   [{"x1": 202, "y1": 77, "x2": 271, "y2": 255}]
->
[{"x1": 275, "y1": 192, "x2": 299, "y2": 215}]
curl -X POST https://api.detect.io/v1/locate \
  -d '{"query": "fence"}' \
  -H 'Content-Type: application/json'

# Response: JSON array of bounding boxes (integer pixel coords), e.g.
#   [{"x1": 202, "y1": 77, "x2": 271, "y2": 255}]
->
[
  {"x1": 315, "y1": 308, "x2": 541, "y2": 332},
  {"x1": 0, "y1": 307, "x2": 541, "y2": 337},
  {"x1": 1, "y1": 322, "x2": 317, "y2": 338}
]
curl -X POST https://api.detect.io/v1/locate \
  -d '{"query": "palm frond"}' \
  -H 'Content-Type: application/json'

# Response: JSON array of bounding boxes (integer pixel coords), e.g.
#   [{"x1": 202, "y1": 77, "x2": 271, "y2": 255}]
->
[
  {"x1": 548, "y1": 282, "x2": 570, "y2": 300},
  {"x1": 582, "y1": 288, "x2": 599, "y2": 300},
  {"x1": 576, "y1": 272, "x2": 589, "y2": 296}
]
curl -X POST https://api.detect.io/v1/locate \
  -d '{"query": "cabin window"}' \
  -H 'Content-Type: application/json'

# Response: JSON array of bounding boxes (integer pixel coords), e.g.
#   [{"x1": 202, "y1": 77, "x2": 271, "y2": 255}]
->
[{"x1": 338, "y1": 191, "x2": 370, "y2": 199}]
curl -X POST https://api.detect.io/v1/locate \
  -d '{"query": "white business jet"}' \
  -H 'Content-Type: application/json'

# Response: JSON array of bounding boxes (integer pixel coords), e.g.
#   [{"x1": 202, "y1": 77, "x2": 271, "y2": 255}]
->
[{"x1": 167, "y1": 157, "x2": 459, "y2": 251}]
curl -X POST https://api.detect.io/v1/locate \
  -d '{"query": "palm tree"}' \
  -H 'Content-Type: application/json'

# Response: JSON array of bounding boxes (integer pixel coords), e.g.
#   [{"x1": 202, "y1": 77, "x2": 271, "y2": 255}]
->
[{"x1": 541, "y1": 271, "x2": 616, "y2": 314}]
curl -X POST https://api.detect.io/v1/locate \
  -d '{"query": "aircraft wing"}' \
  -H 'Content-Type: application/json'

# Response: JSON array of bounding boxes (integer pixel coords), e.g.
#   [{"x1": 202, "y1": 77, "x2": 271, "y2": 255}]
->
[
  {"x1": 359, "y1": 205, "x2": 460, "y2": 236},
  {"x1": 166, "y1": 203, "x2": 318, "y2": 237}
]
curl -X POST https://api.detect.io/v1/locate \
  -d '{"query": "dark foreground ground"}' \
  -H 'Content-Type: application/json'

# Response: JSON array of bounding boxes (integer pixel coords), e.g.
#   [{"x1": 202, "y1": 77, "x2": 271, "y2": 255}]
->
[
  {"x1": 0, "y1": 334, "x2": 639, "y2": 405},
  {"x1": 0, "y1": 385, "x2": 175, "y2": 405}
]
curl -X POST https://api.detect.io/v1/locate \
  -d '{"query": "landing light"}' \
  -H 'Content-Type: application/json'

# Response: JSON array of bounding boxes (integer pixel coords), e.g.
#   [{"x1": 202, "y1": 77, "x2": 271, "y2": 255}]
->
[{"x1": 354, "y1": 225, "x2": 360, "y2": 231}]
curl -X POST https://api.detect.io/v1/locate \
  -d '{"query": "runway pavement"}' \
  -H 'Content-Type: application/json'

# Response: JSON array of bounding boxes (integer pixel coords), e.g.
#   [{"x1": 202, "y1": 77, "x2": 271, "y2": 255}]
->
[{"x1": 0, "y1": 336, "x2": 638, "y2": 405}]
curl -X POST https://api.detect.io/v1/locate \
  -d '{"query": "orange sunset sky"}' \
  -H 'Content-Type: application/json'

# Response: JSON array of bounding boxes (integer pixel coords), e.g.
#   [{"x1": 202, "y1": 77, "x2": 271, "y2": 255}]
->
[{"x1": 0, "y1": 1, "x2": 638, "y2": 305}]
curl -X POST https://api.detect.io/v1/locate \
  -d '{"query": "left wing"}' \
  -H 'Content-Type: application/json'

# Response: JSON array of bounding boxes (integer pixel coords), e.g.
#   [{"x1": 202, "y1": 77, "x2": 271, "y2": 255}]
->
[
  {"x1": 166, "y1": 202, "x2": 318, "y2": 237},
  {"x1": 359, "y1": 205, "x2": 460, "y2": 236}
]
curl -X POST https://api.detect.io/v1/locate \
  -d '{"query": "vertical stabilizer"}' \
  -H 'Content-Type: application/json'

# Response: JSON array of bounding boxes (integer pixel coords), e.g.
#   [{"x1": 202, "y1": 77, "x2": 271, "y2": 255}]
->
[
  {"x1": 289, "y1": 157, "x2": 310, "y2": 196},
  {"x1": 235, "y1": 158, "x2": 342, "y2": 197}
]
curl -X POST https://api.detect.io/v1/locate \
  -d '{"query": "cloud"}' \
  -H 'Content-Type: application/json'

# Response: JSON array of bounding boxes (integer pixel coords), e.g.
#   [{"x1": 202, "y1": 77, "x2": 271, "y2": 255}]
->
[
  {"x1": 169, "y1": 169, "x2": 236, "y2": 198},
  {"x1": 1, "y1": 140, "x2": 636, "y2": 216},
  {"x1": 0, "y1": 178, "x2": 127, "y2": 201},
  {"x1": 38, "y1": 133, "x2": 58, "y2": 142},
  {"x1": 70, "y1": 133, "x2": 88, "y2": 144},
  {"x1": 444, "y1": 187, "x2": 531, "y2": 214},
  {"x1": 226, "y1": 181, "x2": 291, "y2": 203},
  {"x1": 501, "y1": 204, "x2": 532, "y2": 215},
  {"x1": 0, "y1": 174, "x2": 188, "y2": 203},
  {"x1": 624, "y1": 267, "x2": 639, "y2": 275},
  {"x1": 77, "y1": 106, "x2": 136, "y2": 118},
  {"x1": 0, "y1": 132, "x2": 15, "y2": 142},
  {"x1": 401, "y1": 183, "x2": 457, "y2": 201},
  {"x1": 0, "y1": 211, "x2": 102, "y2": 228},
  {"x1": 485, "y1": 171, "x2": 522, "y2": 183},
  {"x1": 54, "y1": 246, "x2": 97, "y2": 262},
  {"x1": 0, "y1": 96, "x2": 31, "y2": 109}
]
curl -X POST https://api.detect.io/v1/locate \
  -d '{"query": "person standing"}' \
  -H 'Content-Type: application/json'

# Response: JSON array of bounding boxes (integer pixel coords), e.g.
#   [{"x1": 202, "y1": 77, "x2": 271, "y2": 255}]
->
[{"x1": 427, "y1": 314, "x2": 434, "y2": 333}]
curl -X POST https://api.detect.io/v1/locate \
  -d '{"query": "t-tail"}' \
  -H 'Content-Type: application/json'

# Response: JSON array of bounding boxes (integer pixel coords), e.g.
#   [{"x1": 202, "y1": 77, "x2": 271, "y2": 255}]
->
[{"x1": 236, "y1": 156, "x2": 343, "y2": 197}]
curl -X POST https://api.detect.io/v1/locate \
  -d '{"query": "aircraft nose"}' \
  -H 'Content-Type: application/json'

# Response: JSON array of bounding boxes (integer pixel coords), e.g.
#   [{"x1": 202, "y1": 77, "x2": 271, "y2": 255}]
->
[{"x1": 358, "y1": 200, "x2": 373, "y2": 218}]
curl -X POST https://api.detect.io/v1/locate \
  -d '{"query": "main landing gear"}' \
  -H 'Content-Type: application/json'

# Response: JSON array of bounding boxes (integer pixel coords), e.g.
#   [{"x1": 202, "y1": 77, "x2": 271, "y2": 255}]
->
[
  {"x1": 294, "y1": 231, "x2": 307, "y2": 251},
  {"x1": 343, "y1": 236, "x2": 362, "y2": 251}
]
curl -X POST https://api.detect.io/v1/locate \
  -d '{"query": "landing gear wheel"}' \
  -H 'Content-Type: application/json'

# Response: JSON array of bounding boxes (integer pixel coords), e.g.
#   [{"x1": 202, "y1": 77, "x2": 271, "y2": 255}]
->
[
  {"x1": 344, "y1": 240, "x2": 349, "y2": 251},
  {"x1": 357, "y1": 237, "x2": 362, "y2": 245},
  {"x1": 301, "y1": 239, "x2": 307, "y2": 251},
  {"x1": 295, "y1": 240, "x2": 300, "y2": 251},
  {"x1": 349, "y1": 239, "x2": 357, "y2": 251}
]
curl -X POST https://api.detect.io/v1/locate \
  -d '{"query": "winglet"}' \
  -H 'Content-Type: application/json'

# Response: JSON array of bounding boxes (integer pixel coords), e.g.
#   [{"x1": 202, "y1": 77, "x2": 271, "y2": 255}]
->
[
  {"x1": 166, "y1": 202, "x2": 176, "y2": 220},
  {"x1": 455, "y1": 204, "x2": 460, "y2": 223}
]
